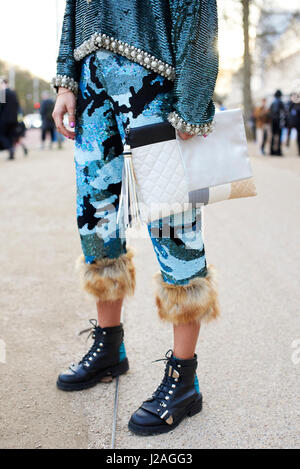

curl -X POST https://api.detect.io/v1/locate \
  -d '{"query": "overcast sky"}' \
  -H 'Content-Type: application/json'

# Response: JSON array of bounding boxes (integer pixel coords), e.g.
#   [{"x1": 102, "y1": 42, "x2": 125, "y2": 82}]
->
[
  {"x1": 0, "y1": 0, "x2": 65, "y2": 80},
  {"x1": 0, "y1": 0, "x2": 298, "y2": 81}
]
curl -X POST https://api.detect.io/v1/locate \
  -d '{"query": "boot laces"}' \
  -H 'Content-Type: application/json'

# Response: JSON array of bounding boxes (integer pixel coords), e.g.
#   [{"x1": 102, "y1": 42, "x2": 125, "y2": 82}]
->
[
  {"x1": 76, "y1": 319, "x2": 105, "y2": 367},
  {"x1": 78, "y1": 319, "x2": 98, "y2": 341},
  {"x1": 150, "y1": 350, "x2": 179, "y2": 408}
]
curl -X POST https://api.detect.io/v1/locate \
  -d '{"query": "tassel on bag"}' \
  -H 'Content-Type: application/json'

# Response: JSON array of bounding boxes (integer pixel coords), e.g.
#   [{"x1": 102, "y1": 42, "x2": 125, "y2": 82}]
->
[{"x1": 117, "y1": 144, "x2": 143, "y2": 229}]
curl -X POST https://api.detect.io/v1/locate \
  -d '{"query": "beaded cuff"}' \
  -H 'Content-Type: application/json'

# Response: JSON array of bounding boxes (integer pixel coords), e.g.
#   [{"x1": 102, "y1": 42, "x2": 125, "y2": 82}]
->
[
  {"x1": 168, "y1": 112, "x2": 215, "y2": 137},
  {"x1": 51, "y1": 75, "x2": 78, "y2": 95},
  {"x1": 74, "y1": 33, "x2": 175, "y2": 81}
]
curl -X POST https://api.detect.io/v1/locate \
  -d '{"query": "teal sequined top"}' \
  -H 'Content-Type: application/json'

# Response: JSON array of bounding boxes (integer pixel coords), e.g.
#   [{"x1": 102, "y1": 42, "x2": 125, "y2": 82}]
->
[{"x1": 53, "y1": 0, "x2": 219, "y2": 136}]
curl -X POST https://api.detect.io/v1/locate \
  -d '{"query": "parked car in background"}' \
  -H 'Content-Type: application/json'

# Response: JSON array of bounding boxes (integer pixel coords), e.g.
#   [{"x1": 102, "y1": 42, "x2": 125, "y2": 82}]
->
[{"x1": 24, "y1": 113, "x2": 42, "y2": 130}]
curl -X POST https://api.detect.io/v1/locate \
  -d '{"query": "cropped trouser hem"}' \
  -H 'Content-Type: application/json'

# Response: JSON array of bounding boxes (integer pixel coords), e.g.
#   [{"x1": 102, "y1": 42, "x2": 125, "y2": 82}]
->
[
  {"x1": 76, "y1": 248, "x2": 136, "y2": 302},
  {"x1": 154, "y1": 266, "x2": 220, "y2": 325}
]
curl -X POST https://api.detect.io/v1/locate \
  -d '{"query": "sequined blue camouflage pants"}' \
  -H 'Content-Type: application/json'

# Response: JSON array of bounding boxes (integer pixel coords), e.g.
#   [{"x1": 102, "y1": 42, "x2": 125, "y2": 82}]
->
[{"x1": 75, "y1": 49, "x2": 207, "y2": 285}]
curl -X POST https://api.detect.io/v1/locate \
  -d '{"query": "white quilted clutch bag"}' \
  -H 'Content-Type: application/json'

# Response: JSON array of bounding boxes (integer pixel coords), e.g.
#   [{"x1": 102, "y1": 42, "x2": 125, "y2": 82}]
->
[
  {"x1": 117, "y1": 111, "x2": 256, "y2": 228},
  {"x1": 127, "y1": 137, "x2": 189, "y2": 222}
]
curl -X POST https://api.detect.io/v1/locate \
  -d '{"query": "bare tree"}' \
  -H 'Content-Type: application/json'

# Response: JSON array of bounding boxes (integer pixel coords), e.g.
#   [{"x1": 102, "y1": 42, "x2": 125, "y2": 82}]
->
[
  {"x1": 220, "y1": 0, "x2": 254, "y2": 134},
  {"x1": 241, "y1": 0, "x2": 253, "y2": 134},
  {"x1": 222, "y1": 0, "x2": 299, "y2": 137}
]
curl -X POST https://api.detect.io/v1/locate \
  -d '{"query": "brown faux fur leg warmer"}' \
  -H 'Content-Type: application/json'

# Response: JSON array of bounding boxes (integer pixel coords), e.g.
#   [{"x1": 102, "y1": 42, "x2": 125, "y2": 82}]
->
[
  {"x1": 76, "y1": 248, "x2": 136, "y2": 302},
  {"x1": 155, "y1": 265, "x2": 220, "y2": 325}
]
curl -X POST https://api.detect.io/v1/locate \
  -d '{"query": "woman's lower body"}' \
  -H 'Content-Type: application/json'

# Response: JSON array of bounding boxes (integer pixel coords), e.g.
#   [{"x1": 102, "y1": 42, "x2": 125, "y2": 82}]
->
[
  {"x1": 57, "y1": 49, "x2": 220, "y2": 435},
  {"x1": 286, "y1": 125, "x2": 300, "y2": 156},
  {"x1": 270, "y1": 120, "x2": 283, "y2": 156},
  {"x1": 256, "y1": 125, "x2": 268, "y2": 155},
  {"x1": 0, "y1": 122, "x2": 17, "y2": 160}
]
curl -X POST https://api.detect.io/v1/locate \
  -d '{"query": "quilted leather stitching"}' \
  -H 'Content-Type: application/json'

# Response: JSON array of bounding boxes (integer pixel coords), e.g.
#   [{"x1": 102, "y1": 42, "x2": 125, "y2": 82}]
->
[{"x1": 132, "y1": 140, "x2": 189, "y2": 220}]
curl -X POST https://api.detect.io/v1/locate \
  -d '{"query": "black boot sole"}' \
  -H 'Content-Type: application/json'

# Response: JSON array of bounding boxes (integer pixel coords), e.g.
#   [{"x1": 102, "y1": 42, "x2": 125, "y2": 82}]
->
[
  {"x1": 128, "y1": 394, "x2": 203, "y2": 436},
  {"x1": 56, "y1": 357, "x2": 129, "y2": 392}
]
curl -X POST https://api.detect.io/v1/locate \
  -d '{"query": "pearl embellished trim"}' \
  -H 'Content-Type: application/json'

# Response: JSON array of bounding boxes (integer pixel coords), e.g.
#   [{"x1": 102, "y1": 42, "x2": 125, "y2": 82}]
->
[
  {"x1": 51, "y1": 75, "x2": 79, "y2": 94},
  {"x1": 52, "y1": 41, "x2": 215, "y2": 136},
  {"x1": 168, "y1": 111, "x2": 215, "y2": 137},
  {"x1": 73, "y1": 33, "x2": 176, "y2": 81}
]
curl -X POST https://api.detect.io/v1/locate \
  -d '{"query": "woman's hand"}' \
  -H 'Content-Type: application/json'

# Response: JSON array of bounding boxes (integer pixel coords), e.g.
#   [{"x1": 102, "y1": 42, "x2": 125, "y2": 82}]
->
[
  {"x1": 52, "y1": 88, "x2": 76, "y2": 140},
  {"x1": 177, "y1": 131, "x2": 194, "y2": 140}
]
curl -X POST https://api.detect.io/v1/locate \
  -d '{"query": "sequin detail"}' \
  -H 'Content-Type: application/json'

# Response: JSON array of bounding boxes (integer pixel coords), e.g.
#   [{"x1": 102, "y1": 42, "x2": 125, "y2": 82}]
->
[
  {"x1": 51, "y1": 74, "x2": 78, "y2": 94},
  {"x1": 74, "y1": 33, "x2": 175, "y2": 81},
  {"x1": 168, "y1": 112, "x2": 215, "y2": 137},
  {"x1": 55, "y1": 0, "x2": 219, "y2": 130},
  {"x1": 75, "y1": 49, "x2": 207, "y2": 285}
]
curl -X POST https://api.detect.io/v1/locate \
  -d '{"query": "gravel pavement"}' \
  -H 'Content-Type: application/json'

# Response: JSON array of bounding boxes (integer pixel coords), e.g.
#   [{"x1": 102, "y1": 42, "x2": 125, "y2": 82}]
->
[{"x1": 0, "y1": 134, "x2": 299, "y2": 449}]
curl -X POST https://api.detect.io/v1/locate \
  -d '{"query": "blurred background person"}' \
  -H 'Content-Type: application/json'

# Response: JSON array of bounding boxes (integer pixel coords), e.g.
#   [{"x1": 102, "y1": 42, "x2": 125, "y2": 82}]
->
[
  {"x1": 14, "y1": 109, "x2": 29, "y2": 157},
  {"x1": 286, "y1": 93, "x2": 295, "y2": 148},
  {"x1": 55, "y1": 129, "x2": 64, "y2": 150},
  {"x1": 253, "y1": 98, "x2": 270, "y2": 155},
  {"x1": 286, "y1": 92, "x2": 300, "y2": 155},
  {"x1": 269, "y1": 89, "x2": 286, "y2": 157},
  {"x1": 40, "y1": 91, "x2": 55, "y2": 150},
  {"x1": 250, "y1": 106, "x2": 257, "y2": 142},
  {"x1": 291, "y1": 99, "x2": 300, "y2": 156},
  {"x1": 0, "y1": 77, "x2": 19, "y2": 160},
  {"x1": 216, "y1": 100, "x2": 227, "y2": 111}
]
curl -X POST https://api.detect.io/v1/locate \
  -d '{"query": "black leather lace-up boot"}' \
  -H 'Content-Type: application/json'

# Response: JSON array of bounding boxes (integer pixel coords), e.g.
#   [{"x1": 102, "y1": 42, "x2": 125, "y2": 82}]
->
[
  {"x1": 57, "y1": 320, "x2": 129, "y2": 391},
  {"x1": 128, "y1": 350, "x2": 202, "y2": 436}
]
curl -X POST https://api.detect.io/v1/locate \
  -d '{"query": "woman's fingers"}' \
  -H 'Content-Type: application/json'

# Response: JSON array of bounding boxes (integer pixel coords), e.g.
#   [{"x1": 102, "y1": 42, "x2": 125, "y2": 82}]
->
[
  {"x1": 53, "y1": 108, "x2": 74, "y2": 140},
  {"x1": 52, "y1": 91, "x2": 76, "y2": 140},
  {"x1": 177, "y1": 131, "x2": 194, "y2": 140},
  {"x1": 67, "y1": 104, "x2": 76, "y2": 136},
  {"x1": 53, "y1": 111, "x2": 73, "y2": 139}
]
